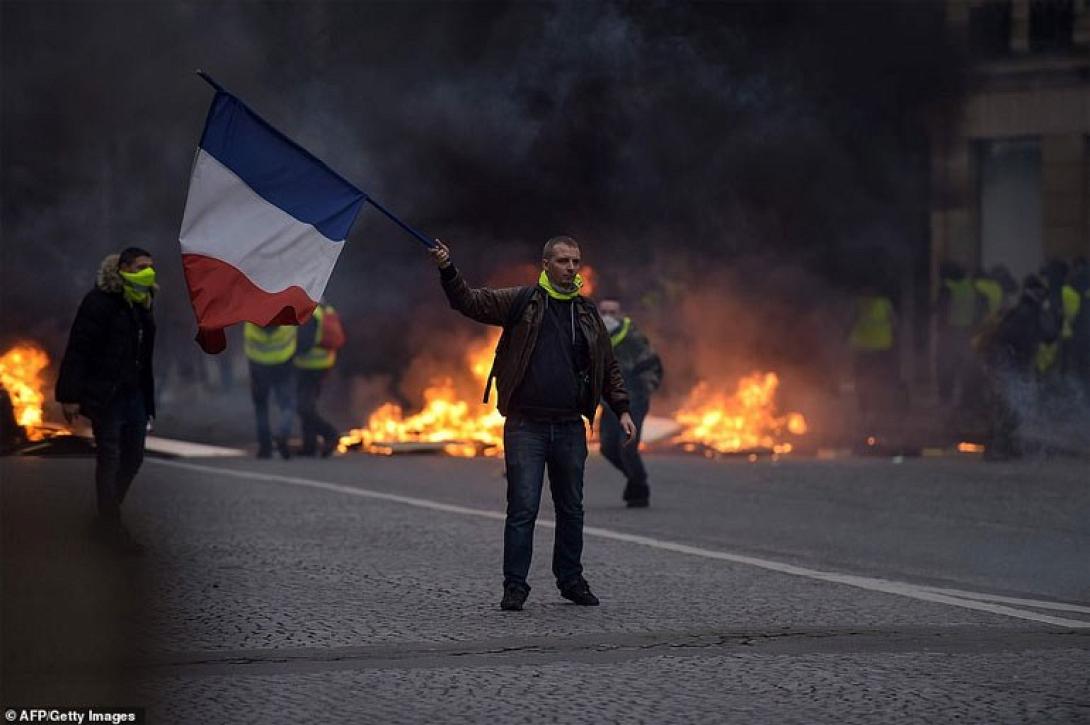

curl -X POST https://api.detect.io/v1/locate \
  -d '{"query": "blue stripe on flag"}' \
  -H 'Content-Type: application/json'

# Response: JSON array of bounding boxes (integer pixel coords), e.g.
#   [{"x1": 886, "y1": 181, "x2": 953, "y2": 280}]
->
[{"x1": 198, "y1": 92, "x2": 366, "y2": 242}]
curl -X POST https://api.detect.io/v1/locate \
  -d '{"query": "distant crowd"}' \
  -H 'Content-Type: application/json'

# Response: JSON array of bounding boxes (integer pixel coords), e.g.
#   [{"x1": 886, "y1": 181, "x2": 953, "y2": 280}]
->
[{"x1": 938, "y1": 257, "x2": 1089, "y2": 459}]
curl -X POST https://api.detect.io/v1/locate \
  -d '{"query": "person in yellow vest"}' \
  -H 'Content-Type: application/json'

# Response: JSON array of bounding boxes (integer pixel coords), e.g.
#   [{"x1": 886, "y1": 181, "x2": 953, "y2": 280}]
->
[
  {"x1": 293, "y1": 300, "x2": 341, "y2": 457},
  {"x1": 1069, "y1": 261, "x2": 1090, "y2": 401},
  {"x1": 937, "y1": 262, "x2": 987, "y2": 406},
  {"x1": 973, "y1": 269, "x2": 1004, "y2": 319},
  {"x1": 1035, "y1": 260, "x2": 1069, "y2": 384},
  {"x1": 244, "y1": 322, "x2": 296, "y2": 459},
  {"x1": 1059, "y1": 270, "x2": 1082, "y2": 378},
  {"x1": 848, "y1": 286, "x2": 897, "y2": 443}
]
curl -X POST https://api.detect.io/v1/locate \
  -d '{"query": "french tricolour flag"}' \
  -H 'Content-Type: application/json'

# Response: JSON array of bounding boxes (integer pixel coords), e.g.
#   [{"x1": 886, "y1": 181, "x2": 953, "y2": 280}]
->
[{"x1": 179, "y1": 79, "x2": 365, "y2": 354}]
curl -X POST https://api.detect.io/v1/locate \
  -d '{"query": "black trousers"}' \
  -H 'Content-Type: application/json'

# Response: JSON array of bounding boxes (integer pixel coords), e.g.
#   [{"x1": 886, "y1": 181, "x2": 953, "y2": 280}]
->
[
  {"x1": 297, "y1": 368, "x2": 339, "y2": 454},
  {"x1": 599, "y1": 398, "x2": 649, "y2": 502},
  {"x1": 89, "y1": 392, "x2": 147, "y2": 519}
]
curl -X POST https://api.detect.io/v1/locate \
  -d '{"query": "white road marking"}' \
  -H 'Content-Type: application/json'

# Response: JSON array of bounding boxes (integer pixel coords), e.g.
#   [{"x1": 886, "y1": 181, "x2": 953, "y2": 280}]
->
[
  {"x1": 149, "y1": 459, "x2": 1090, "y2": 630},
  {"x1": 145, "y1": 436, "x2": 246, "y2": 458},
  {"x1": 912, "y1": 585, "x2": 1090, "y2": 615}
]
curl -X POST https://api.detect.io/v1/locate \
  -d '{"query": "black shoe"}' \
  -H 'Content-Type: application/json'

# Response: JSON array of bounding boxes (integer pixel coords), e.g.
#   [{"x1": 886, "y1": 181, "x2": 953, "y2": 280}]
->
[
  {"x1": 560, "y1": 578, "x2": 600, "y2": 606},
  {"x1": 274, "y1": 437, "x2": 292, "y2": 460},
  {"x1": 257, "y1": 448, "x2": 272, "y2": 459},
  {"x1": 500, "y1": 584, "x2": 529, "y2": 611},
  {"x1": 626, "y1": 498, "x2": 650, "y2": 508},
  {"x1": 320, "y1": 438, "x2": 338, "y2": 458}
]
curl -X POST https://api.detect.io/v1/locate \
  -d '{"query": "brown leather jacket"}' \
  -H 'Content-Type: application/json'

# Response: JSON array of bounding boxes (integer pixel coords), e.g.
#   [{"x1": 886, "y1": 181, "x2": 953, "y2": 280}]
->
[{"x1": 440, "y1": 265, "x2": 630, "y2": 422}]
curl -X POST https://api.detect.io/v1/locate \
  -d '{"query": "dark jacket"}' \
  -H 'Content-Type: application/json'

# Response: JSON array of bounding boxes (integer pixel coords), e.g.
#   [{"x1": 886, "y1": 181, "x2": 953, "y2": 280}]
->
[
  {"x1": 439, "y1": 265, "x2": 629, "y2": 422},
  {"x1": 56, "y1": 254, "x2": 156, "y2": 418},
  {"x1": 983, "y1": 291, "x2": 1056, "y2": 374},
  {"x1": 611, "y1": 319, "x2": 663, "y2": 402}
]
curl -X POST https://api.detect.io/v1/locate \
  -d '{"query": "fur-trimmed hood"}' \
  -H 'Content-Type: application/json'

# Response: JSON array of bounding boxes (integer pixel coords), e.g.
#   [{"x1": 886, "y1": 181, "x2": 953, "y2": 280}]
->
[{"x1": 96, "y1": 254, "x2": 124, "y2": 294}]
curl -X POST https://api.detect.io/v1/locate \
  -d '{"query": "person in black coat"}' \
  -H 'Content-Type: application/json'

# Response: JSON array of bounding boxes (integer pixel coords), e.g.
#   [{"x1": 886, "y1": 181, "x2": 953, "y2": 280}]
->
[{"x1": 56, "y1": 247, "x2": 156, "y2": 550}]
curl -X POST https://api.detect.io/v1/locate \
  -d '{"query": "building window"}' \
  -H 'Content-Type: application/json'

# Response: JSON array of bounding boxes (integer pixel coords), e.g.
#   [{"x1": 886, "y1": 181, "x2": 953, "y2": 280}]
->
[
  {"x1": 1029, "y1": 0, "x2": 1074, "y2": 51},
  {"x1": 978, "y1": 138, "x2": 1043, "y2": 279},
  {"x1": 969, "y1": 1, "x2": 1013, "y2": 57}
]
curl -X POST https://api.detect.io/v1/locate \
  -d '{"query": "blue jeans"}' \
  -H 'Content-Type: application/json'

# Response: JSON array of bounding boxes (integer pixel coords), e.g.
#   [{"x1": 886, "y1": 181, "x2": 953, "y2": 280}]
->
[
  {"x1": 89, "y1": 391, "x2": 147, "y2": 519},
  {"x1": 502, "y1": 416, "x2": 588, "y2": 591},
  {"x1": 249, "y1": 362, "x2": 295, "y2": 452}
]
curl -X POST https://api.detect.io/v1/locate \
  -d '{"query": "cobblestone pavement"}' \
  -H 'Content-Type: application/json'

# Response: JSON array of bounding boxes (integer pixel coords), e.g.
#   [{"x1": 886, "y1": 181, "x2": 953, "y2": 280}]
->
[{"x1": 3, "y1": 454, "x2": 1088, "y2": 723}]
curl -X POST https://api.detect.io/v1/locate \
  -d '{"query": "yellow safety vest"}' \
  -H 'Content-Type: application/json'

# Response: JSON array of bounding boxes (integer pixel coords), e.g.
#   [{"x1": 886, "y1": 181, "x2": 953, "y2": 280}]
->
[
  {"x1": 849, "y1": 296, "x2": 894, "y2": 352},
  {"x1": 1036, "y1": 341, "x2": 1059, "y2": 374},
  {"x1": 1061, "y1": 285, "x2": 1081, "y2": 340},
  {"x1": 974, "y1": 278, "x2": 1003, "y2": 316},
  {"x1": 943, "y1": 278, "x2": 977, "y2": 328},
  {"x1": 244, "y1": 323, "x2": 297, "y2": 365},
  {"x1": 293, "y1": 305, "x2": 337, "y2": 370}
]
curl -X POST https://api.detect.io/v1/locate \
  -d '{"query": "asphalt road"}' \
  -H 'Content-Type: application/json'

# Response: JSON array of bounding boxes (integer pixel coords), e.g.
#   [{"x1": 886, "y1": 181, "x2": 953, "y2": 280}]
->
[{"x1": 2, "y1": 450, "x2": 1088, "y2": 723}]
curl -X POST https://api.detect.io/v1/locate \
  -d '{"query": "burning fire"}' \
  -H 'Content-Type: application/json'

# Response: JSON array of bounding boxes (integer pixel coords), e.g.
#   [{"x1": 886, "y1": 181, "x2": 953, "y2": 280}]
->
[
  {"x1": 0, "y1": 343, "x2": 53, "y2": 441},
  {"x1": 338, "y1": 266, "x2": 591, "y2": 457},
  {"x1": 957, "y1": 441, "x2": 985, "y2": 454},
  {"x1": 671, "y1": 372, "x2": 807, "y2": 455},
  {"x1": 339, "y1": 269, "x2": 806, "y2": 459},
  {"x1": 339, "y1": 330, "x2": 506, "y2": 457}
]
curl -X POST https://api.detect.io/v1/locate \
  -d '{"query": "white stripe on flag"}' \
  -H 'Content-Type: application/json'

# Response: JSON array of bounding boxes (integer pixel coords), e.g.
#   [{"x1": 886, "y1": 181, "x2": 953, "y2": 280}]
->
[{"x1": 179, "y1": 150, "x2": 343, "y2": 301}]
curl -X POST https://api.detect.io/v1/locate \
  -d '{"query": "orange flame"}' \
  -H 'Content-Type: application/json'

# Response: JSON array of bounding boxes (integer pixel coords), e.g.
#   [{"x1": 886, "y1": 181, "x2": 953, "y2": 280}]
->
[
  {"x1": 339, "y1": 330, "x2": 505, "y2": 456},
  {"x1": 957, "y1": 441, "x2": 985, "y2": 454},
  {"x1": 671, "y1": 372, "x2": 807, "y2": 454},
  {"x1": 0, "y1": 343, "x2": 52, "y2": 441},
  {"x1": 340, "y1": 268, "x2": 595, "y2": 458},
  {"x1": 579, "y1": 265, "x2": 596, "y2": 297}
]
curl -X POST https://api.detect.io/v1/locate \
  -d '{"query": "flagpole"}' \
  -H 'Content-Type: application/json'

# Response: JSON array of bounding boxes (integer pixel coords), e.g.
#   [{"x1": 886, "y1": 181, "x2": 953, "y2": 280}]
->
[
  {"x1": 364, "y1": 197, "x2": 437, "y2": 249},
  {"x1": 195, "y1": 69, "x2": 224, "y2": 92}
]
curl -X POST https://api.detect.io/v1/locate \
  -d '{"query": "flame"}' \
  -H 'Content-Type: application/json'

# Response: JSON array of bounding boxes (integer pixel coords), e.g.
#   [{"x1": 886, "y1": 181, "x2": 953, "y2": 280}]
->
[
  {"x1": 339, "y1": 330, "x2": 506, "y2": 456},
  {"x1": 340, "y1": 268, "x2": 596, "y2": 458},
  {"x1": 671, "y1": 372, "x2": 807, "y2": 454},
  {"x1": 579, "y1": 265, "x2": 596, "y2": 297},
  {"x1": 0, "y1": 343, "x2": 53, "y2": 441},
  {"x1": 957, "y1": 441, "x2": 985, "y2": 454}
]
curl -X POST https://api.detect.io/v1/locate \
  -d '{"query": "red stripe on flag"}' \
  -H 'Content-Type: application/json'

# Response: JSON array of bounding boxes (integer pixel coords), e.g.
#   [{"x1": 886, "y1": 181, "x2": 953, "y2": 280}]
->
[{"x1": 182, "y1": 253, "x2": 317, "y2": 354}]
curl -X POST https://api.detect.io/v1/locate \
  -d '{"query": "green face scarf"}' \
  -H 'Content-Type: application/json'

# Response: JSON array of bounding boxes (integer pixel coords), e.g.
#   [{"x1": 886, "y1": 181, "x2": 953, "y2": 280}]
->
[
  {"x1": 538, "y1": 269, "x2": 583, "y2": 301},
  {"x1": 120, "y1": 267, "x2": 156, "y2": 306}
]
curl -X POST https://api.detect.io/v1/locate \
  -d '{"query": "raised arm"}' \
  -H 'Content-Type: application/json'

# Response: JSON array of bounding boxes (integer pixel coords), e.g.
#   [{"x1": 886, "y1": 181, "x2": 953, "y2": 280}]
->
[{"x1": 429, "y1": 239, "x2": 521, "y2": 326}]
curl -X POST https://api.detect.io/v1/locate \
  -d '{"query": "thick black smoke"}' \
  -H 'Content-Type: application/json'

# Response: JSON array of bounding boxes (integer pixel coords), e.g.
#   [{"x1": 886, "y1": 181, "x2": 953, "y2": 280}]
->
[{"x1": 1, "y1": 1, "x2": 964, "y2": 428}]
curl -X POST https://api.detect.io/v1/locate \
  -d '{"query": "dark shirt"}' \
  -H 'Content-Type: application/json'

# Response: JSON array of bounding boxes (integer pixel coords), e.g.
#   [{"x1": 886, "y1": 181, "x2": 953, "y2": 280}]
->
[{"x1": 510, "y1": 296, "x2": 589, "y2": 420}]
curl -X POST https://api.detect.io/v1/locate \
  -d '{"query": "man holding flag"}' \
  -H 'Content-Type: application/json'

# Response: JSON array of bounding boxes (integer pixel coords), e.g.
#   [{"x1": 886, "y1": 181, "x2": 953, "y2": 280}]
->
[
  {"x1": 429, "y1": 236, "x2": 636, "y2": 611},
  {"x1": 178, "y1": 76, "x2": 637, "y2": 612}
]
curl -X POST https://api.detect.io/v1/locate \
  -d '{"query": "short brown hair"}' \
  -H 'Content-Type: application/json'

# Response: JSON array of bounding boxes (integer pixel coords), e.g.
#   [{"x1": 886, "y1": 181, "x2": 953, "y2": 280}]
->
[{"x1": 542, "y1": 235, "x2": 580, "y2": 261}]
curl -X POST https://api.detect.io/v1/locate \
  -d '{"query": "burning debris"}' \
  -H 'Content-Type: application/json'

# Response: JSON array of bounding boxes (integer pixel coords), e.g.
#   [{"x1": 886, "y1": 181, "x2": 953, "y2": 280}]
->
[
  {"x1": 0, "y1": 342, "x2": 75, "y2": 452},
  {"x1": 338, "y1": 330, "x2": 506, "y2": 457},
  {"x1": 1, "y1": 344, "x2": 51, "y2": 439},
  {"x1": 339, "y1": 326, "x2": 809, "y2": 459},
  {"x1": 669, "y1": 372, "x2": 808, "y2": 456}
]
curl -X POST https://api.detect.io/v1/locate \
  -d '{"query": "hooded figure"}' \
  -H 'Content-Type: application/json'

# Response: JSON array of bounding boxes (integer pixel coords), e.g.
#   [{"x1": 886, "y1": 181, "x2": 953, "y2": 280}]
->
[{"x1": 56, "y1": 248, "x2": 156, "y2": 553}]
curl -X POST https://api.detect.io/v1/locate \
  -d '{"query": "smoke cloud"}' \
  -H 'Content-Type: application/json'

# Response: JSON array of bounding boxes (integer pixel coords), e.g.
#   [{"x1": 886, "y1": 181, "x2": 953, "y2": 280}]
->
[{"x1": 1, "y1": 1, "x2": 965, "y2": 433}]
